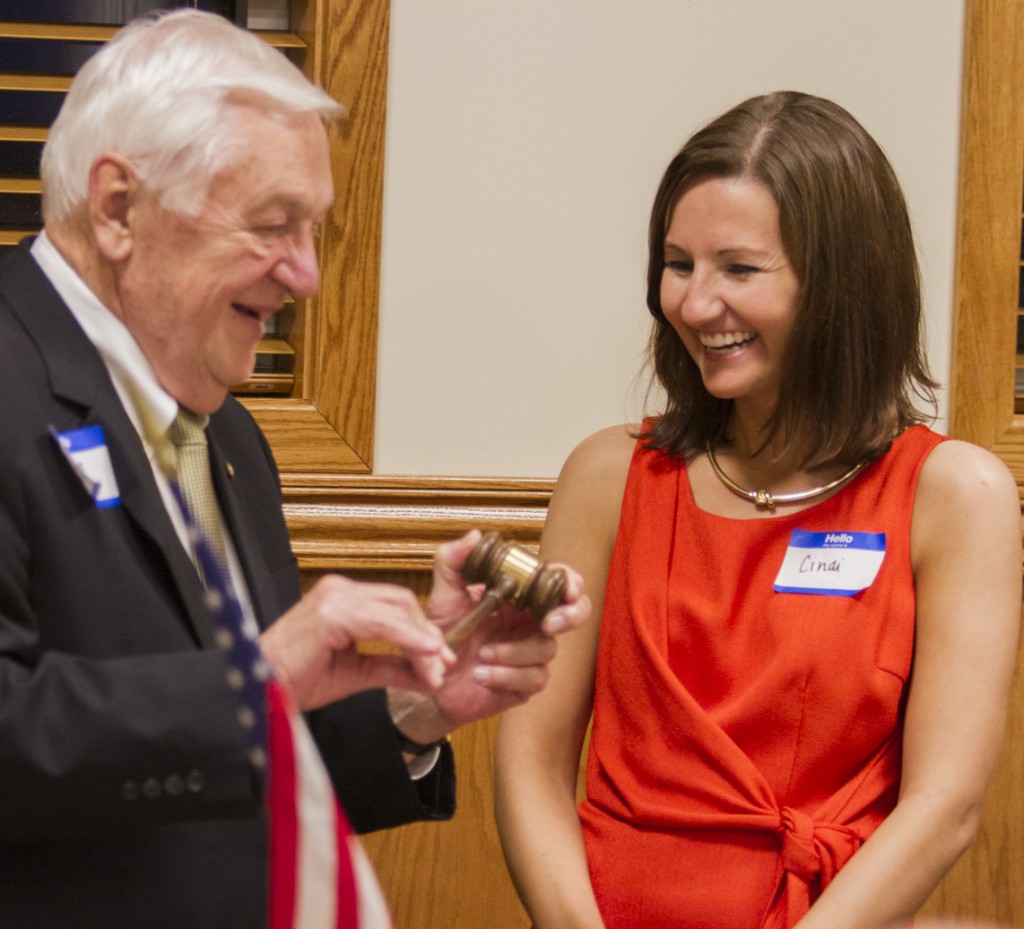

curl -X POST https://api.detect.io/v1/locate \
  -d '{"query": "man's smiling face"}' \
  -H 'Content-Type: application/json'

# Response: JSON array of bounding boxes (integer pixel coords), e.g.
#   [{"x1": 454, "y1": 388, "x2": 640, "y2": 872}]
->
[{"x1": 113, "y1": 103, "x2": 334, "y2": 413}]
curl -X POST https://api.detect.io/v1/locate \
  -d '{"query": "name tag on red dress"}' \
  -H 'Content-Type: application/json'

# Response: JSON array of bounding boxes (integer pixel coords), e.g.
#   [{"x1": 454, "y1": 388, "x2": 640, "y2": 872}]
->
[{"x1": 773, "y1": 530, "x2": 886, "y2": 596}]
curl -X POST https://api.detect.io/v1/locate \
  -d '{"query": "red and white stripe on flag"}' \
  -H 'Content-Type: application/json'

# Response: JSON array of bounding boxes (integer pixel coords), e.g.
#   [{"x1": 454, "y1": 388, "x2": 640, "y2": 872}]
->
[{"x1": 267, "y1": 681, "x2": 392, "y2": 929}]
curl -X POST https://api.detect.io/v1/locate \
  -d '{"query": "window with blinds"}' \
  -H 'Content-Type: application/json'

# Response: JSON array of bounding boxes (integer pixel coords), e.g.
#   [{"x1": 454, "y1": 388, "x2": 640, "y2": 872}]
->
[{"x1": 0, "y1": 0, "x2": 300, "y2": 397}]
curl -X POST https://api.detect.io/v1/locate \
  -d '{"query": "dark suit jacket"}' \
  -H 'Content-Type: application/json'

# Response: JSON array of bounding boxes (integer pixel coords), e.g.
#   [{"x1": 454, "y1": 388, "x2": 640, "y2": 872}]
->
[{"x1": 0, "y1": 241, "x2": 454, "y2": 928}]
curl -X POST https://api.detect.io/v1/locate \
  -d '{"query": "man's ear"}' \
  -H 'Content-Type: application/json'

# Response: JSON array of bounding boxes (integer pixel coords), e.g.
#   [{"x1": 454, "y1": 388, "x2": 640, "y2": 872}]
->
[{"x1": 88, "y1": 153, "x2": 140, "y2": 263}]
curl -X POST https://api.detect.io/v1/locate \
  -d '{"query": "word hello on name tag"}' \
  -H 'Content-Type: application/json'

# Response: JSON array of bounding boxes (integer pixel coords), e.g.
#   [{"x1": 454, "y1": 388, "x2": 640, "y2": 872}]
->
[
  {"x1": 773, "y1": 530, "x2": 886, "y2": 597},
  {"x1": 52, "y1": 424, "x2": 121, "y2": 508}
]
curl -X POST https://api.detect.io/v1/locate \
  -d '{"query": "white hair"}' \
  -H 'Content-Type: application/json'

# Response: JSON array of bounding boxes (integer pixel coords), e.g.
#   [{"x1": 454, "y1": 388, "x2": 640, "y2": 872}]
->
[{"x1": 41, "y1": 9, "x2": 343, "y2": 220}]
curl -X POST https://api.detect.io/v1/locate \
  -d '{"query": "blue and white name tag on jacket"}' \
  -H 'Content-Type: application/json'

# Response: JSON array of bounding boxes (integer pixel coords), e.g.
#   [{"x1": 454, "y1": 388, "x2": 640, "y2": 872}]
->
[
  {"x1": 773, "y1": 529, "x2": 886, "y2": 596},
  {"x1": 52, "y1": 425, "x2": 121, "y2": 508}
]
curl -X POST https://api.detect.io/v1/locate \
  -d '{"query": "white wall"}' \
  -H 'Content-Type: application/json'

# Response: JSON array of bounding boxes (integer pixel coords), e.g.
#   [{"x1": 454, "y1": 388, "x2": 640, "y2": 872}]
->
[{"x1": 374, "y1": 0, "x2": 964, "y2": 478}]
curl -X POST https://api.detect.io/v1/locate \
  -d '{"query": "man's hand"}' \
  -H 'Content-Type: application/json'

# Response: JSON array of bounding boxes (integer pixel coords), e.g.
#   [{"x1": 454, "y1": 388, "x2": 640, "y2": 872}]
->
[
  {"x1": 260, "y1": 574, "x2": 454, "y2": 710},
  {"x1": 389, "y1": 531, "x2": 592, "y2": 745}
]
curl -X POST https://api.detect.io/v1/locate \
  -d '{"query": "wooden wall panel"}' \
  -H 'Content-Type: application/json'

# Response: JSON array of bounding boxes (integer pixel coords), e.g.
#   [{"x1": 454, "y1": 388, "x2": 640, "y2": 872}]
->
[
  {"x1": 303, "y1": 568, "x2": 531, "y2": 929},
  {"x1": 947, "y1": 0, "x2": 1024, "y2": 490},
  {"x1": 244, "y1": 0, "x2": 390, "y2": 473},
  {"x1": 289, "y1": 478, "x2": 549, "y2": 929},
  {"x1": 919, "y1": 0, "x2": 1024, "y2": 922},
  {"x1": 284, "y1": 474, "x2": 554, "y2": 571}
]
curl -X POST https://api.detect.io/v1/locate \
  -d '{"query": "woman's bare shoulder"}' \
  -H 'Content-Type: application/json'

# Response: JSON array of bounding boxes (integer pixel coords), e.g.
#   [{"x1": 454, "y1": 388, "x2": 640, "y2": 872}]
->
[
  {"x1": 917, "y1": 438, "x2": 1017, "y2": 504},
  {"x1": 559, "y1": 423, "x2": 639, "y2": 486},
  {"x1": 913, "y1": 437, "x2": 1020, "y2": 567},
  {"x1": 542, "y1": 424, "x2": 640, "y2": 578},
  {"x1": 545, "y1": 424, "x2": 639, "y2": 544}
]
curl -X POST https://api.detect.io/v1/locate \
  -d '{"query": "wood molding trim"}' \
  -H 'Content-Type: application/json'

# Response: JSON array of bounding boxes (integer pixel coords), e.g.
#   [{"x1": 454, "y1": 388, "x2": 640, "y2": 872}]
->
[
  {"x1": 243, "y1": 0, "x2": 389, "y2": 474},
  {"x1": 948, "y1": 0, "x2": 1024, "y2": 561},
  {"x1": 287, "y1": 473, "x2": 554, "y2": 929},
  {"x1": 920, "y1": 6, "x2": 1024, "y2": 922},
  {"x1": 283, "y1": 474, "x2": 554, "y2": 572},
  {"x1": 949, "y1": 0, "x2": 1024, "y2": 491}
]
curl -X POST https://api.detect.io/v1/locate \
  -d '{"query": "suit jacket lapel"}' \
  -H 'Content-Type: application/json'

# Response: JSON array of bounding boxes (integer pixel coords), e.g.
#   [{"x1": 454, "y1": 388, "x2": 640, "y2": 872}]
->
[{"x1": 0, "y1": 242, "x2": 218, "y2": 647}]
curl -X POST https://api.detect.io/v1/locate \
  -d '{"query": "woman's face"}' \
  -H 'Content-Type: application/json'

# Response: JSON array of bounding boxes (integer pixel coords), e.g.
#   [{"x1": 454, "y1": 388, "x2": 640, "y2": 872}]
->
[{"x1": 659, "y1": 176, "x2": 800, "y2": 412}]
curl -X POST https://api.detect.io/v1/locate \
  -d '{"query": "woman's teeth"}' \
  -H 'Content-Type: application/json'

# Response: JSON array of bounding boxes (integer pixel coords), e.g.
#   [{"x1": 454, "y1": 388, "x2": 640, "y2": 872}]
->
[{"x1": 700, "y1": 331, "x2": 756, "y2": 351}]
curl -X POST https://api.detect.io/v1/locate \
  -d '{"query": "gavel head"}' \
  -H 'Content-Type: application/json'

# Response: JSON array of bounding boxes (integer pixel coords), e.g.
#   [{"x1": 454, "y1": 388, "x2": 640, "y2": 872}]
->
[{"x1": 463, "y1": 531, "x2": 568, "y2": 618}]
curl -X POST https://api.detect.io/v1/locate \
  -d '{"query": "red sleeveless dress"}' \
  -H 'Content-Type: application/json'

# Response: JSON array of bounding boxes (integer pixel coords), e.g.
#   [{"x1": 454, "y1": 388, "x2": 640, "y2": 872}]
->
[{"x1": 578, "y1": 425, "x2": 944, "y2": 928}]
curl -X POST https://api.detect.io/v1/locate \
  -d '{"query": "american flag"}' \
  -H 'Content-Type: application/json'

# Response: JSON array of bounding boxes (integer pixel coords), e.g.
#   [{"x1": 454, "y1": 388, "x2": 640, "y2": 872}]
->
[{"x1": 171, "y1": 479, "x2": 391, "y2": 929}]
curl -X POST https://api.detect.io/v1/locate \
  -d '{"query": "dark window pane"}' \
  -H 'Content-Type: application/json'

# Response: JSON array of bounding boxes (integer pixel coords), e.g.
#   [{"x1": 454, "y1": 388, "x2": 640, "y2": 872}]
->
[
  {"x1": 0, "y1": 39, "x2": 103, "y2": 76},
  {"x1": 0, "y1": 143, "x2": 45, "y2": 178},
  {"x1": 0, "y1": 2, "x2": 243, "y2": 26},
  {"x1": 0, "y1": 92, "x2": 65, "y2": 126},
  {"x1": 0, "y1": 194, "x2": 42, "y2": 229}
]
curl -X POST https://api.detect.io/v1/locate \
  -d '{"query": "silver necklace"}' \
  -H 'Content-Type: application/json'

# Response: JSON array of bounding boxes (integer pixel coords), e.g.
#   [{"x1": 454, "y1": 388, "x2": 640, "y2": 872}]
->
[{"x1": 705, "y1": 443, "x2": 868, "y2": 511}]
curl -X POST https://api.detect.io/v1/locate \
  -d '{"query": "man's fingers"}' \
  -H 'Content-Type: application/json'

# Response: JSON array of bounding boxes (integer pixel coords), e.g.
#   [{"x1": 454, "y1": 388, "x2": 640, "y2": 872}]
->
[
  {"x1": 352, "y1": 653, "x2": 448, "y2": 694},
  {"x1": 260, "y1": 573, "x2": 457, "y2": 709},
  {"x1": 309, "y1": 575, "x2": 450, "y2": 658}
]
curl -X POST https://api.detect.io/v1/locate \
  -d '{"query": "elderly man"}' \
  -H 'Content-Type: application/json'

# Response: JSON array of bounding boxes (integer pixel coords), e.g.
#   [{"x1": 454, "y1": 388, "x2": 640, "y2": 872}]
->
[{"x1": 0, "y1": 10, "x2": 589, "y2": 928}]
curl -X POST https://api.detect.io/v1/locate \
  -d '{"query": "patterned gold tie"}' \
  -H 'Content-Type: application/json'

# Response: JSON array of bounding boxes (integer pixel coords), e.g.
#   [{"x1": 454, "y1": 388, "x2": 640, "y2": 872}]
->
[{"x1": 167, "y1": 409, "x2": 231, "y2": 587}]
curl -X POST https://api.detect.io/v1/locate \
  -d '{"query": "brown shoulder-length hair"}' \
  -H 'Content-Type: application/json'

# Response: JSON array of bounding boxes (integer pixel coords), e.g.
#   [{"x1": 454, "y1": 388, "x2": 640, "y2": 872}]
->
[{"x1": 641, "y1": 91, "x2": 937, "y2": 467}]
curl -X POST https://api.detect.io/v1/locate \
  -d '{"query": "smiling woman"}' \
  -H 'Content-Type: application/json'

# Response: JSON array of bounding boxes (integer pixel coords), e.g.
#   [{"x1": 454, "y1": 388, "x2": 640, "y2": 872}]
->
[
  {"x1": 658, "y1": 176, "x2": 801, "y2": 417},
  {"x1": 640, "y1": 94, "x2": 932, "y2": 476},
  {"x1": 494, "y1": 91, "x2": 1022, "y2": 929}
]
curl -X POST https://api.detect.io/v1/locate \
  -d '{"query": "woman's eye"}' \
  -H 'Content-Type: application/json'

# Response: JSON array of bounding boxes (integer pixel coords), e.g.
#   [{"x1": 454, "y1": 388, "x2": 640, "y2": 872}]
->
[
  {"x1": 728, "y1": 263, "x2": 758, "y2": 276},
  {"x1": 665, "y1": 259, "x2": 693, "y2": 273}
]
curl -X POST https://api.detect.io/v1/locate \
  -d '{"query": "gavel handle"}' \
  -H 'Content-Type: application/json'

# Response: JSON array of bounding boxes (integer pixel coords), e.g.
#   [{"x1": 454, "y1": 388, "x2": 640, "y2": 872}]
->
[{"x1": 445, "y1": 575, "x2": 519, "y2": 647}]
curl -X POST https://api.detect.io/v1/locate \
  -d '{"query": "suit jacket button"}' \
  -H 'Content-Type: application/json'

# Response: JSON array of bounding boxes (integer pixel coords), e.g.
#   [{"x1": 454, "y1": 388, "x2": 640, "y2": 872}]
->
[
  {"x1": 164, "y1": 774, "x2": 185, "y2": 797},
  {"x1": 120, "y1": 779, "x2": 139, "y2": 801},
  {"x1": 185, "y1": 769, "x2": 206, "y2": 794},
  {"x1": 141, "y1": 777, "x2": 162, "y2": 799}
]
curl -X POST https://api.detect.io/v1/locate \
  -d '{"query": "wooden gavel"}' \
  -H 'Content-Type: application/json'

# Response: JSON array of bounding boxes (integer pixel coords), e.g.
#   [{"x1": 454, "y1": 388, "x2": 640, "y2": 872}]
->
[{"x1": 445, "y1": 531, "x2": 568, "y2": 646}]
